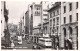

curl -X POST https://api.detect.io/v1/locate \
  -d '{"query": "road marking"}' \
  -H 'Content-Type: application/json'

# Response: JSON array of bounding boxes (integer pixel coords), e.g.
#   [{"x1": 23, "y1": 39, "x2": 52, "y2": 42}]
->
[
  {"x1": 19, "y1": 47, "x2": 22, "y2": 48},
  {"x1": 13, "y1": 47, "x2": 28, "y2": 48},
  {"x1": 22, "y1": 47, "x2": 28, "y2": 48}
]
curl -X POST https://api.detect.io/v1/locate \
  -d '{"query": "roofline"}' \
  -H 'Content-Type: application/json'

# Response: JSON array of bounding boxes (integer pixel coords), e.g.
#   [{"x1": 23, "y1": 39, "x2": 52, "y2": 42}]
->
[{"x1": 48, "y1": 2, "x2": 61, "y2": 12}]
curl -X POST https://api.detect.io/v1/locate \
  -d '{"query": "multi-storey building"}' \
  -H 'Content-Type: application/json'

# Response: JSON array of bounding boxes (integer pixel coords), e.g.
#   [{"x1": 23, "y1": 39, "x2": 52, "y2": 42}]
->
[
  {"x1": 30, "y1": 3, "x2": 42, "y2": 27},
  {"x1": 25, "y1": 11, "x2": 29, "y2": 39},
  {"x1": 24, "y1": 4, "x2": 33, "y2": 40},
  {"x1": 43, "y1": 22, "x2": 49, "y2": 36},
  {"x1": 40, "y1": 1, "x2": 48, "y2": 37},
  {"x1": 1, "y1": 1, "x2": 5, "y2": 38},
  {"x1": 35, "y1": 1, "x2": 54, "y2": 49},
  {"x1": 19, "y1": 16, "x2": 25, "y2": 38},
  {"x1": 60, "y1": 2, "x2": 78, "y2": 50},
  {"x1": 33, "y1": 26, "x2": 40, "y2": 44},
  {"x1": 30, "y1": 3, "x2": 42, "y2": 42},
  {"x1": 1, "y1": 1, "x2": 11, "y2": 49},
  {"x1": 48, "y1": 2, "x2": 61, "y2": 49}
]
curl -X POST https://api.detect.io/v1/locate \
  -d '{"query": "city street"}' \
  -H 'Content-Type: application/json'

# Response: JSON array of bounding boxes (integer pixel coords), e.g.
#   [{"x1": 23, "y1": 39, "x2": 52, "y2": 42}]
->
[
  {"x1": 13, "y1": 39, "x2": 34, "y2": 49},
  {"x1": 1, "y1": 1, "x2": 78, "y2": 50}
]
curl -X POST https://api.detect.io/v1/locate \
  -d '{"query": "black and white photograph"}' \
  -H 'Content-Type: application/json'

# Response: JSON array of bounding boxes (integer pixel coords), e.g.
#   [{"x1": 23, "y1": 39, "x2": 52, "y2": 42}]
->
[{"x1": 1, "y1": 0, "x2": 79, "y2": 50}]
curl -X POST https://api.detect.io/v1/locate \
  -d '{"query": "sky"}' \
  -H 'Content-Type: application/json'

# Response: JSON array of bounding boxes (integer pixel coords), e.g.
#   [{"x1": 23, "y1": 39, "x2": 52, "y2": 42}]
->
[
  {"x1": 6, "y1": 0, "x2": 55, "y2": 25},
  {"x1": 6, "y1": 1, "x2": 31, "y2": 25}
]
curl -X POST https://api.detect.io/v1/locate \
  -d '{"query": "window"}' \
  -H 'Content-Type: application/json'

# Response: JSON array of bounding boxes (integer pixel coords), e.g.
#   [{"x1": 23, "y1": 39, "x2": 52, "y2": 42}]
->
[
  {"x1": 23, "y1": 17, "x2": 24, "y2": 19},
  {"x1": 63, "y1": 2, "x2": 65, "y2": 3},
  {"x1": 57, "y1": 10, "x2": 59, "y2": 15},
  {"x1": 76, "y1": 13, "x2": 78, "y2": 21},
  {"x1": 1, "y1": 20, "x2": 2, "y2": 23},
  {"x1": 35, "y1": 11, "x2": 36, "y2": 15},
  {"x1": 64, "y1": 17, "x2": 66, "y2": 23},
  {"x1": 35, "y1": 11, "x2": 40, "y2": 16},
  {"x1": 57, "y1": 17, "x2": 59, "y2": 25},
  {"x1": 38, "y1": 7, "x2": 40, "y2": 10},
  {"x1": 57, "y1": 27, "x2": 58, "y2": 33},
  {"x1": 38, "y1": 12, "x2": 40, "y2": 16},
  {"x1": 64, "y1": 6, "x2": 66, "y2": 13},
  {"x1": 76, "y1": 2, "x2": 78, "y2": 9},
  {"x1": 37, "y1": 11, "x2": 38, "y2": 15},
  {"x1": 36, "y1": 7, "x2": 40, "y2": 10},
  {"x1": 1, "y1": 9, "x2": 2, "y2": 14},
  {"x1": 69, "y1": 3, "x2": 72, "y2": 11},
  {"x1": 43, "y1": 14, "x2": 48, "y2": 16},
  {"x1": 53, "y1": 19, "x2": 55, "y2": 26},
  {"x1": 50, "y1": 28, "x2": 51, "y2": 34},
  {"x1": 69, "y1": 15, "x2": 72, "y2": 22},
  {"x1": 50, "y1": 12, "x2": 52, "y2": 18},
  {"x1": 50, "y1": 20, "x2": 52, "y2": 26},
  {"x1": 53, "y1": 12, "x2": 55, "y2": 16},
  {"x1": 36, "y1": 7, "x2": 38, "y2": 10}
]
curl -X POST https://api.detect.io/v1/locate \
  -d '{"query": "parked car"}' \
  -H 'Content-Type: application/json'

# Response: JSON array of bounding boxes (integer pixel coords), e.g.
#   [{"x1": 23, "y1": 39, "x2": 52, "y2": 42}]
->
[
  {"x1": 32, "y1": 45, "x2": 37, "y2": 49},
  {"x1": 18, "y1": 36, "x2": 22, "y2": 44}
]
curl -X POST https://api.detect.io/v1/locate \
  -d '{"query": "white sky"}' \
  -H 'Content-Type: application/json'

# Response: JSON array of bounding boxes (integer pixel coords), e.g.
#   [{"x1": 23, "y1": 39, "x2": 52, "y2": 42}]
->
[{"x1": 6, "y1": 1, "x2": 31, "y2": 25}]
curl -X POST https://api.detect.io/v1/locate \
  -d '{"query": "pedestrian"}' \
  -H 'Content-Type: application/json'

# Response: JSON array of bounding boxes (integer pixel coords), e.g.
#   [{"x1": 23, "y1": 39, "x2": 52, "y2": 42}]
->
[{"x1": 11, "y1": 40, "x2": 15, "y2": 48}]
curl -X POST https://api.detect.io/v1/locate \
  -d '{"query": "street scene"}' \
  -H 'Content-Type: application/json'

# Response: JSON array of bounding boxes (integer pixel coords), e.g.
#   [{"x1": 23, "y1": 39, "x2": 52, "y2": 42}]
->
[{"x1": 1, "y1": 0, "x2": 78, "y2": 50}]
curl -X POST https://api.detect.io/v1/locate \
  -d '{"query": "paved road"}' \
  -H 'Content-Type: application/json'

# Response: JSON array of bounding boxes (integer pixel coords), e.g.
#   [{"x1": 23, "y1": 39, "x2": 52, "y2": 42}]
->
[{"x1": 13, "y1": 39, "x2": 34, "y2": 49}]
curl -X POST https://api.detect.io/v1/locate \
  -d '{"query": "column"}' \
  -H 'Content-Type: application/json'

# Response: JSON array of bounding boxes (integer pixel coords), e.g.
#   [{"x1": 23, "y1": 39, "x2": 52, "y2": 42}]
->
[
  {"x1": 72, "y1": 26, "x2": 77, "y2": 50},
  {"x1": 66, "y1": 27, "x2": 69, "y2": 49},
  {"x1": 66, "y1": 27, "x2": 69, "y2": 40},
  {"x1": 60, "y1": 27, "x2": 64, "y2": 49}
]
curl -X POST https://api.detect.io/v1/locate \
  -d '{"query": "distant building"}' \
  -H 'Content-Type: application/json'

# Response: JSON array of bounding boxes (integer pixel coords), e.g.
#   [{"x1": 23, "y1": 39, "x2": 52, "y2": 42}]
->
[
  {"x1": 19, "y1": 17, "x2": 23, "y2": 36},
  {"x1": 24, "y1": 4, "x2": 32, "y2": 40},
  {"x1": 24, "y1": 11, "x2": 30, "y2": 39},
  {"x1": 8, "y1": 23, "x2": 17, "y2": 35}
]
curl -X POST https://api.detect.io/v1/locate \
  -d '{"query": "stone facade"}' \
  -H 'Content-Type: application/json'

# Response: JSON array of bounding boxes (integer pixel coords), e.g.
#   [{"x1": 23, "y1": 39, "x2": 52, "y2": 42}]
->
[
  {"x1": 60, "y1": 2, "x2": 78, "y2": 50},
  {"x1": 48, "y1": 2, "x2": 61, "y2": 49}
]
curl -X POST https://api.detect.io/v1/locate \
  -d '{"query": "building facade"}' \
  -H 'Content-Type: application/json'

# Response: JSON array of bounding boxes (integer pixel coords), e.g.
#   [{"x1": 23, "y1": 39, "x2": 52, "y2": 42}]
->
[
  {"x1": 25, "y1": 11, "x2": 29, "y2": 39},
  {"x1": 1, "y1": 1, "x2": 11, "y2": 49},
  {"x1": 30, "y1": 3, "x2": 42, "y2": 42},
  {"x1": 33, "y1": 26, "x2": 40, "y2": 43},
  {"x1": 48, "y1": 2, "x2": 61, "y2": 49},
  {"x1": 60, "y1": 2, "x2": 78, "y2": 50},
  {"x1": 30, "y1": 3, "x2": 42, "y2": 27},
  {"x1": 24, "y1": 4, "x2": 33, "y2": 40}
]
